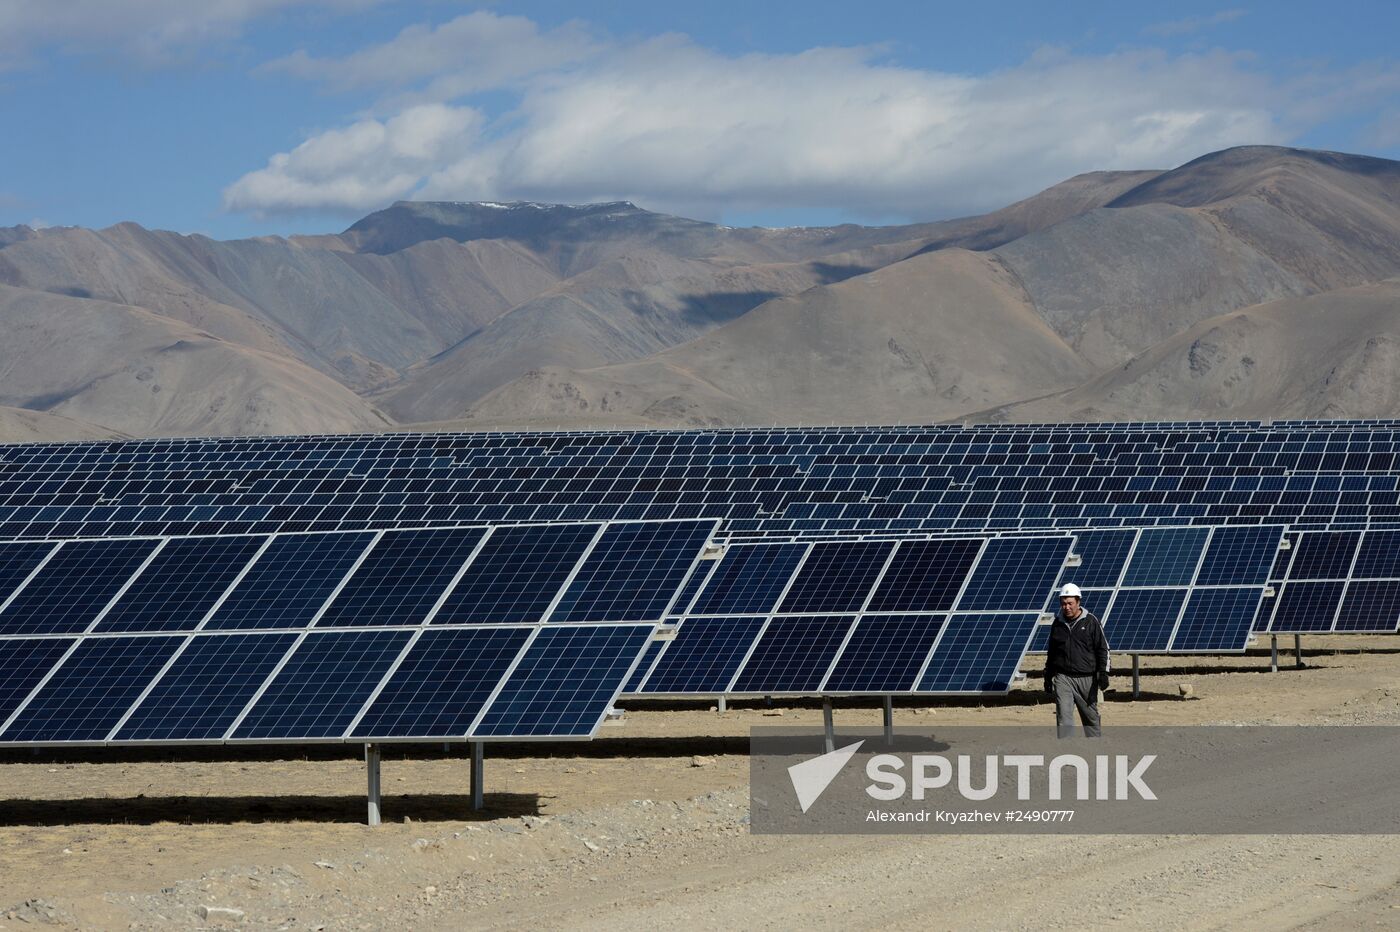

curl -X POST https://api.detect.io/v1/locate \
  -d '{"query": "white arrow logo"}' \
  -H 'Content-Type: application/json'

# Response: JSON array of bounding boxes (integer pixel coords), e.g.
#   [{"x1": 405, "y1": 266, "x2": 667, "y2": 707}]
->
[{"x1": 787, "y1": 740, "x2": 865, "y2": 813}]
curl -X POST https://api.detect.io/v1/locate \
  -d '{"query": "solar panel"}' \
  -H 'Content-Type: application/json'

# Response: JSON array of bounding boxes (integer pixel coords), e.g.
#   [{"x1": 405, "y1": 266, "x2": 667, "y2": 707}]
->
[
  {"x1": 0, "y1": 637, "x2": 75, "y2": 725},
  {"x1": 115, "y1": 632, "x2": 301, "y2": 741},
  {"x1": 1169, "y1": 587, "x2": 1266, "y2": 652},
  {"x1": 730, "y1": 616, "x2": 856, "y2": 693},
  {"x1": 1351, "y1": 530, "x2": 1400, "y2": 578},
  {"x1": 1100, "y1": 588, "x2": 1189, "y2": 652},
  {"x1": 230, "y1": 630, "x2": 414, "y2": 739},
  {"x1": 775, "y1": 541, "x2": 895, "y2": 614},
  {"x1": 314, "y1": 527, "x2": 487, "y2": 628},
  {"x1": 0, "y1": 543, "x2": 58, "y2": 605},
  {"x1": 0, "y1": 539, "x2": 161, "y2": 636},
  {"x1": 202, "y1": 532, "x2": 376, "y2": 631},
  {"x1": 822, "y1": 614, "x2": 947, "y2": 693},
  {"x1": 548, "y1": 521, "x2": 716, "y2": 622},
  {"x1": 1, "y1": 635, "x2": 184, "y2": 743},
  {"x1": 1265, "y1": 528, "x2": 1400, "y2": 634},
  {"x1": 955, "y1": 537, "x2": 1073, "y2": 611},
  {"x1": 864, "y1": 539, "x2": 983, "y2": 612},
  {"x1": 690, "y1": 543, "x2": 808, "y2": 615},
  {"x1": 916, "y1": 613, "x2": 1037, "y2": 693},
  {"x1": 431, "y1": 523, "x2": 601, "y2": 624},
  {"x1": 639, "y1": 616, "x2": 767, "y2": 693},
  {"x1": 471, "y1": 624, "x2": 654, "y2": 737},
  {"x1": 1334, "y1": 580, "x2": 1400, "y2": 632},
  {"x1": 1120, "y1": 527, "x2": 1209, "y2": 587},
  {"x1": 1194, "y1": 526, "x2": 1285, "y2": 586},
  {"x1": 1268, "y1": 581, "x2": 1345, "y2": 632},
  {"x1": 94, "y1": 535, "x2": 269, "y2": 633},
  {"x1": 351, "y1": 627, "x2": 532, "y2": 739}
]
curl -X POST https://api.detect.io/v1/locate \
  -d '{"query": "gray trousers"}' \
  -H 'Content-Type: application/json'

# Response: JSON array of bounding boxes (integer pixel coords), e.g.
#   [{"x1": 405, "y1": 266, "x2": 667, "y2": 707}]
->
[{"x1": 1053, "y1": 673, "x2": 1101, "y2": 739}]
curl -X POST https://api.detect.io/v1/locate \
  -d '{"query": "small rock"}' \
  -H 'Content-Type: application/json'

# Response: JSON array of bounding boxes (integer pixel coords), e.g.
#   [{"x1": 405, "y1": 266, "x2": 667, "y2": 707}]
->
[
  {"x1": 402, "y1": 816, "x2": 412, "y2": 824},
  {"x1": 197, "y1": 905, "x2": 245, "y2": 923},
  {"x1": 583, "y1": 840, "x2": 600, "y2": 852},
  {"x1": 424, "y1": 886, "x2": 437, "y2": 896},
  {"x1": 691, "y1": 755, "x2": 715, "y2": 767},
  {"x1": 1178, "y1": 684, "x2": 1195, "y2": 699},
  {"x1": 761, "y1": 709, "x2": 784, "y2": 717},
  {"x1": 312, "y1": 861, "x2": 336, "y2": 870}
]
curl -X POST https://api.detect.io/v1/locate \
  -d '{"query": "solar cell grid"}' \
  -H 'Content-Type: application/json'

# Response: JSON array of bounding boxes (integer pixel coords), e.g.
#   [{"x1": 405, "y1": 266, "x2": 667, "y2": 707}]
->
[
  {"x1": 0, "y1": 538, "x2": 161, "y2": 636},
  {"x1": 314, "y1": 527, "x2": 487, "y2": 628},
  {"x1": 730, "y1": 616, "x2": 856, "y2": 693},
  {"x1": 231, "y1": 629, "x2": 413, "y2": 740},
  {"x1": 1268, "y1": 581, "x2": 1345, "y2": 632},
  {"x1": 916, "y1": 613, "x2": 1036, "y2": 693},
  {"x1": 202, "y1": 532, "x2": 376, "y2": 631},
  {"x1": 776, "y1": 541, "x2": 895, "y2": 614},
  {"x1": 1170, "y1": 587, "x2": 1266, "y2": 651},
  {"x1": 1194, "y1": 526, "x2": 1284, "y2": 586},
  {"x1": 351, "y1": 627, "x2": 531, "y2": 739},
  {"x1": 549, "y1": 520, "x2": 715, "y2": 622},
  {"x1": 1334, "y1": 580, "x2": 1400, "y2": 632},
  {"x1": 691, "y1": 543, "x2": 808, "y2": 615},
  {"x1": 641, "y1": 616, "x2": 768, "y2": 694},
  {"x1": 0, "y1": 542, "x2": 57, "y2": 607},
  {"x1": 1100, "y1": 588, "x2": 1188, "y2": 652},
  {"x1": 1, "y1": 635, "x2": 183, "y2": 743},
  {"x1": 94, "y1": 535, "x2": 269, "y2": 633},
  {"x1": 472, "y1": 624, "x2": 655, "y2": 737},
  {"x1": 1120, "y1": 527, "x2": 1209, "y2": 587},
  {"x1": 432, "y1": 522, "x2": 601, "y2": 624},
  {"x1": 1288, "y1": 532, "x2": 1360, "y2": 579},
  {"x1": 823, "y1": 614, "x2": 947, "y2": 693},
  {"x1": 955, "y1": 537, "x2": 1073, "y2": 612},
  {"x1": 864, "y1": 539, "x2": 983, "y2": 613},
  {"x1": 115, "y1": 632, "x2": 300, "y2": 741},
  {"x1": 0, "y1": 637, "x2": 75, "y2": 725}
]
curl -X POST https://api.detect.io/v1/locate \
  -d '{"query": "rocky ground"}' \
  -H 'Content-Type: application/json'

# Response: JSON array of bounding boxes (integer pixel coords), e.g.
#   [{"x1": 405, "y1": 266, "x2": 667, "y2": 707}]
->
[{"x1": 4, "y1": 635, "x2": 1400, "y2": 930}]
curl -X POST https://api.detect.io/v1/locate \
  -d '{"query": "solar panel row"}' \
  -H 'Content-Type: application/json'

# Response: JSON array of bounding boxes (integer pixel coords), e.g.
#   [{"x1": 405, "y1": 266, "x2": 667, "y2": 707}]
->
[{"x1": 1265, "y1": 528, "x2": 1400, "y2": 633}]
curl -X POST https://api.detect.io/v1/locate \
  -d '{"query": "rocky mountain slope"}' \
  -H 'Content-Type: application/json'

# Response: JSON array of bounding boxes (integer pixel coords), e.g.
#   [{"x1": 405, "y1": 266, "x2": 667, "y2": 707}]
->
[{"x1": 0, "y1": 145, "x2": 1396, "y2": 439}]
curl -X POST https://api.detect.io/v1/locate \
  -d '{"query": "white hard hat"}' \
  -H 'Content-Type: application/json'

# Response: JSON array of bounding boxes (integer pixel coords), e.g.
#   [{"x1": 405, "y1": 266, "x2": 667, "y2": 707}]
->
[{"x1": 1060, "y1": 583, "x2": 1082, "y2": 599}]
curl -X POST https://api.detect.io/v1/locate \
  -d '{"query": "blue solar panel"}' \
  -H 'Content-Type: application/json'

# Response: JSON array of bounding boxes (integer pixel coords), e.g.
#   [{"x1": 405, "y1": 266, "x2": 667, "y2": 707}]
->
[
  {"x1": 823, "y1": 614, "x2": 946, "y2": 692},
  {"x1": 115, "y1": 632, "x2": 300, "y2": 741},
  {"x1": 670, "y1": 559, "x2": 718, "y2": 616},
  {"x1": 94, "y1": 536, "x2": 269, "y2": 633},
  {"x1": 203, "y1": 532, "x2": 376, "y2": 631},
  {"x1": 231, "y1": 630, "x2": 413, "y2": 739},
  {"x1": 0, "y1": 539, "x2": 160, "y2": 636},
  {"x1": 776, "y1": 542, "x2": 895, "y2": 614},
  {"x1": 916, "y1": 614, "x2": 1037, "y2": 692},
  {"x1": 315, "y1": 527, "x2": 487, "y2": 628},
  {"x1": 1269, "y1": 581, "x2": 1345, "y2": 632},
  {"x1": 0, "y1": 543, "x2": 58, "y2": 605},
  {"x1": 0, "y1": 638, "x2": 74, "y2": 726},
  {"x1": 1289, "y1": 532, "x2": 1360, "y2": 579},
  {"x1": 1170, "y1": 587, "x2": 1265, "y2": 651},
  {"x1": 731, "y1": 616, "x2": 855, "y2": 693},
  {"x1": 1194, "y1": 526, "x2": 1283, "y2": 586},
  {"x1": 1335, "y1": 581, "x2": 1400, "y2": 632},
  {"x1": 1, "y1": 635, "x2": 183, "y2": 742},
  {"x1": 1101, "y1": 588, "x2": 1188, "y2": 652},
  {"x1": 1351, "y1": 530, "x2": 1400, "y2": 579},
  {"x1": 622, "y1": 636, "x2": 668, "y2": 693},
  {"x1": 1120, "y1": 527, "x2": 1210, "y2": 587},
  {"x1": 955, "y1": 537, "x2": 1072, "y2": 611},
  {"x1": 351, "y1": 627, "x2": 531, "y2": 738},
  {"x1": 472, "y1": 624, "x2": 654, "y2": 737},
  {"x1": 864, "y1": 539, "x2": 983, "y2": 612},
  {"x1": 641, "y1": 616, "x2": 767, "y2": 693},
  {"x1": 550, "y1": 521, "x2": 714, "y2": 622},
  {"x1": 691, "y1": 544, "x2": 808, "y2": 615},
  {"x1": 1063, "y1": 530, "x2": 1137, "y2": 588},
  {"x1": 432, "y1": 523, "x2": 600, "y2": 624}
]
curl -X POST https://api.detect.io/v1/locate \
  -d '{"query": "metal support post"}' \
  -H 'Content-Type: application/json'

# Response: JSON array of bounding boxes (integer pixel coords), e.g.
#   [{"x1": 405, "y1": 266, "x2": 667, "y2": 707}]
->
[
  {"x1": 1131, "y1": 654, "x2": 1141, "y2": 699},
  {"x1": 470, "y1": 741, "x2": 485, "y2": 811},
  {"x1": 883, "y1": 695, "x2": 894, "y2": 746},
  {"x1": 717, "y1": 695, "x2": 727, "y2": 714},
  {"x1": 1271, "y1": 635, "x2": 1279, "y2": 673},
  {"x1": 1295, "y1": 633, "x2": 1303, "y2": 669},
  {"x1": 365, "y1": 743, "x2": 382, "y2": 827},
  {"x1": 822, "y1": 698, "x2": 835, "y2": 754}
]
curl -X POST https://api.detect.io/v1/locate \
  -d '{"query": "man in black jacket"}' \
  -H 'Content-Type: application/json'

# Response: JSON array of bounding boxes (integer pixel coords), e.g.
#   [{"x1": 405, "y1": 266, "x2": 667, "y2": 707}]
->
[{"x1": 1044, "y1": 583, "x2": 1110, "y2": 738}]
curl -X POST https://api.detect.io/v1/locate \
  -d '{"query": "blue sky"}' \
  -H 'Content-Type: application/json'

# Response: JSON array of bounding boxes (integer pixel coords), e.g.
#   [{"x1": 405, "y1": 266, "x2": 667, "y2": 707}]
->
[{"x1": 2, "y1": 1, "x2": 1397, "y2": 239}]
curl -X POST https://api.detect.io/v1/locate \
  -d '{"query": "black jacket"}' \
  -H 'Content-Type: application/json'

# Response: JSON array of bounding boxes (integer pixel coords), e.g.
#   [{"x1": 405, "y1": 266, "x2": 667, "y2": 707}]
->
[{"x1": 1045, "y1": 608, "x2": 1109, "y2": 677}]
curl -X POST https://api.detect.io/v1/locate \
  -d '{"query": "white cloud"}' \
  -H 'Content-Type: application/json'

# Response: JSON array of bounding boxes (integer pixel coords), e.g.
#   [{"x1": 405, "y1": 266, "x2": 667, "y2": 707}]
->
[
  {"x1": 0, "y1": 0, "x2": 382, "y2": 65},
  {"x1": 1144, "y1": 9, "x2": 1247, "y2": 39},
  {"x1": 224, "y1": 103, "x2": 482, "y2": 214},
  {"x1": 230, "y1": 30, "x2": 1304, "y2": 219},
  {"x1": 263, "y1": 11, "x2": 601, "y2": 101}
]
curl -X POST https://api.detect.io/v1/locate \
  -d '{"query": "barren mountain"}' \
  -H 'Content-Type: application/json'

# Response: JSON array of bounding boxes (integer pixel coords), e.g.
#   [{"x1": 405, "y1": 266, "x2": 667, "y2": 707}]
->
[{"x1": 1, "y1": 145, "x2": 1398, "y2": 440}]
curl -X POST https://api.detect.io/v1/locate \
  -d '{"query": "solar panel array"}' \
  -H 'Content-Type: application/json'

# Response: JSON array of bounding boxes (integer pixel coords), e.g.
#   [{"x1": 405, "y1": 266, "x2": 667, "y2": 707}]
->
[
  {"x1": 3, "y1": 422, "x2": 1400, "y2": 544},
  {"x1": 0, "y1": 519, "x2": 716, "y2": 746},
  {"x1": 1024, "y1": 525, "x2": 1286, "y2": 653},
  {"x1": 628, "y1": 534, "x2": 1078, "y2": 696},
  {"x1": 1263, "y1": 529, "x2": 1400, "y2": 634}
]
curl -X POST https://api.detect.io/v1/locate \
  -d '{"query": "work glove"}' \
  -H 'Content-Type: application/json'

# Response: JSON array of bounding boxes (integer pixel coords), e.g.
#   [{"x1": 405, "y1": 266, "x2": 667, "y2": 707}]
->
[{"x1": 1097, "y1": 672, "x2": 1111, "y2": 692}]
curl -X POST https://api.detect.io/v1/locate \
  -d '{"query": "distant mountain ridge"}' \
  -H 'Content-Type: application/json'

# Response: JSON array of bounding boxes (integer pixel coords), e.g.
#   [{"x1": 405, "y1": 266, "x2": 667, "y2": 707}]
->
[{"x1": 0, "y1": 145, "x2": 1397, "y2": 440}]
